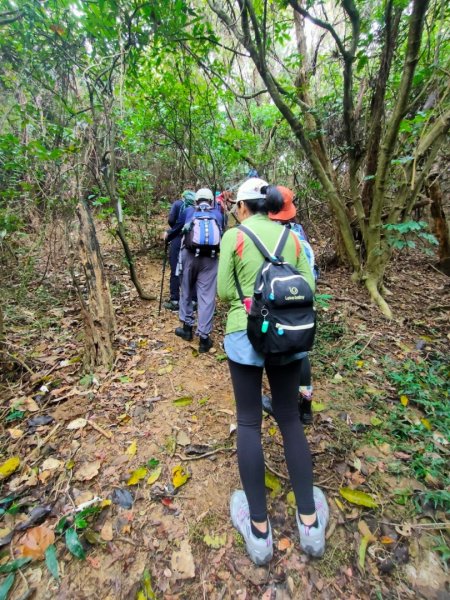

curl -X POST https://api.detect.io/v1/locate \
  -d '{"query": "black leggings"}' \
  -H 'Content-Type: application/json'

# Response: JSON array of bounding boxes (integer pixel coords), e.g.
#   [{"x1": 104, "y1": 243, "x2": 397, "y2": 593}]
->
[
  {"x1": 299, "y1": 354, "x2": 312, "y2": 387},
  {"x1": 228, "y1": 359, "x2": 315, "y2": 522}
]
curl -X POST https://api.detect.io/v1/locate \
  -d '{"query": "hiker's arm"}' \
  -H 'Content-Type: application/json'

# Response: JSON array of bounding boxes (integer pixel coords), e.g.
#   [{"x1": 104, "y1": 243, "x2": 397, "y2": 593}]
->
[
  {"x1": 166, "y1": 204, "x2": 192, "y2": 242},
  {"x1": 168, "y1": 201, "x2": 179, "y2": 227},
  {"x1": 217, "y1": 230, "x2": 237, "y2": 301},
  {"x1": 166, "y1": 223, "x2": 183, "y2": 243}
]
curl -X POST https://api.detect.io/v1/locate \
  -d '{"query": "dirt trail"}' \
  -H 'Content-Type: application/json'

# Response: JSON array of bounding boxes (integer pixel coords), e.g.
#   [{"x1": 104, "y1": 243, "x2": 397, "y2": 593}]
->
[{"x1": 1, "y1": 240, "x2": 449, "y2": 600}]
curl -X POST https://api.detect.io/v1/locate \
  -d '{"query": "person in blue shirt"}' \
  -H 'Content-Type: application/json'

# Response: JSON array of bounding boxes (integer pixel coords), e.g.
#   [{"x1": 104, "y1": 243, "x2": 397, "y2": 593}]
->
[
  {"x1": 174, "y1": 188, "x2": 224, "y2": 353},
  {"x1": 163, "y1": 190, "x2": 196, "y2": 311},
  {"x1": 263, "y1": 185, "x2": 318, "y2": 424}
]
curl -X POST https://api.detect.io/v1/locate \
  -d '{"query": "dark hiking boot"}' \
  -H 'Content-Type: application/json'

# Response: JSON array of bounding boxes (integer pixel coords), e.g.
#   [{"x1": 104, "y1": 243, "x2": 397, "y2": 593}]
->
[
  {"x1": 262, "y1": 394, "x2": 274, "y2": 416},
  {"x1": 199, "y1": 335, "x2": 213, "y2": 353},
  {"x1": 163, "y1": 299, "x2": 179, "y2": 311},
  {"x1": 175, "y1": 323, "x2": 193, "y2": 341},
  {"x1": 299, "y1": 398, "x2": 313, "y2": 425}
]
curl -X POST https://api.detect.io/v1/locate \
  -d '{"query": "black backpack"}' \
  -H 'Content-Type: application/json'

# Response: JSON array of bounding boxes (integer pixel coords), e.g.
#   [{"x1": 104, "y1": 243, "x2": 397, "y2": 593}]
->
[{"x1": 234, "y1": 225, "x2": 316, "y2": 356}]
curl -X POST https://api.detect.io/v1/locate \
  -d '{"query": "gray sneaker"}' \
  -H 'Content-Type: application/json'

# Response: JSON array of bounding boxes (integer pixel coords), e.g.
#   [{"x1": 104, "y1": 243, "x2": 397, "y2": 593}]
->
[
  {"x1": 296, "y1": 486, "x2": 329, "y2": 558},
  {"x1": 230, "y1": 490, "x2": 273, "y2": 566}
]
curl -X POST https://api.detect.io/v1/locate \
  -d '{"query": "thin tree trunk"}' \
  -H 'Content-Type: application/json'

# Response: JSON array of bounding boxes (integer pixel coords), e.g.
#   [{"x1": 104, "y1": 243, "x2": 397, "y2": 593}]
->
[
  {"x1": 77, "y1": 198, "x2": 116, "y2": 370},
  {"x1": 428, "y1": 175, "x2": 450, "y2": 261},
  {"x1": 103, "y1": 113, "x2": 155, "y2": 301}
]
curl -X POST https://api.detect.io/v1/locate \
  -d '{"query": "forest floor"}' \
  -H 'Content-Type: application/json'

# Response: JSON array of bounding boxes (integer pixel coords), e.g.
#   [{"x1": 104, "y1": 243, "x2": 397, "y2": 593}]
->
[{"x1": 0, "y1": 218, "x2": 449, "y2": 600}]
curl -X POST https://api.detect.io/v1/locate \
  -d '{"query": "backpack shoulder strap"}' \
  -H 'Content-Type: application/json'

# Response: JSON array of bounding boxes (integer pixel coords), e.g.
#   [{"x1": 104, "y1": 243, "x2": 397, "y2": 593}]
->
[
  {"x1": 274, "y1": 225, "x2": 291, "y2": 258},
  {"x1": 238, "y1": 224, "x2": 290, "y2": 262}
]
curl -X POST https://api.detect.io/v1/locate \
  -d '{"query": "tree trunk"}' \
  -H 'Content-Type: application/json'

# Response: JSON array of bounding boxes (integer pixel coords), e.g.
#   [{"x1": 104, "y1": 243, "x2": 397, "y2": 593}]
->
[
  {"x1": 102, "y1": 113, "x2": 155, "y2": 301},
  {"x1": 115, "y1": 221, "x2": 156, "y2": 300},
  {"x1": 77, "y1": 198, "x2": 116, "y2": 370},
  {"x1": 427, "y1": 176, "x2": 450, "y2": 260}
]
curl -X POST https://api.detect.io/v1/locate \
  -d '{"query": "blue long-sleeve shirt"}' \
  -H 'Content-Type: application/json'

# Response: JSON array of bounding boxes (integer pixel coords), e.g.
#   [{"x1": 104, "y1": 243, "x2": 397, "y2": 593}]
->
[{"x1": 166, "y1": 199, "x2": 186, "y2": 243}]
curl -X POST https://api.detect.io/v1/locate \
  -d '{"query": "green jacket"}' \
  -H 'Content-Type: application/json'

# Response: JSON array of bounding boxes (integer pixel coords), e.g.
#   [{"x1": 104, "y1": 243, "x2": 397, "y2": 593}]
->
[{"x1": 217, "y1": 214, "x2": 315, "y2": 334}]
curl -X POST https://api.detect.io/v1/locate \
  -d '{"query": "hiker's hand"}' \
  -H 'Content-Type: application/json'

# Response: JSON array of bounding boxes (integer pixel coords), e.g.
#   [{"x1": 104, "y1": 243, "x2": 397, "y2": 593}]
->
[{"x1": 162, "y1": 231, "x2": 168, "y2": 242}]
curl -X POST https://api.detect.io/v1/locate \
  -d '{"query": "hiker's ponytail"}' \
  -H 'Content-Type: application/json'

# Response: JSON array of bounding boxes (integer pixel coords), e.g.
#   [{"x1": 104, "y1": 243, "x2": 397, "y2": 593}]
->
[{"x1": 262, "y1": 185, "x2": 283, "y2": 214}]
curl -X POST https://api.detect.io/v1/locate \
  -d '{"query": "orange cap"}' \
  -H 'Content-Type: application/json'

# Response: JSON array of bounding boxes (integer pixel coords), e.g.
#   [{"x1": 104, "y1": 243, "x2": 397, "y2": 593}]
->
[{"x1": 269, "y1": 186, "x2": 296, "y2": 221}]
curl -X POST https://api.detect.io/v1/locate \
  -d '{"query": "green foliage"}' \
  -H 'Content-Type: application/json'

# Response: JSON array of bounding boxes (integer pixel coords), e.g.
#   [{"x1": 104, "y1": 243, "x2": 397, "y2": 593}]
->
[
  {"x1": 375, "y1": 354, "x2": 450, "y2": 510},
  {"x1": 383, "y1": 221, "x2": 438, "y2": 252}
]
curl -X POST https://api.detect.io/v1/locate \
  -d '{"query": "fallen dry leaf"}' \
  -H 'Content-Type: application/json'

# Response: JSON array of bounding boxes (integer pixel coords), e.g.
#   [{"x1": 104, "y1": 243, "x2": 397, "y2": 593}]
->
[
  {"x1": 38, "y1": 470, "x2": 52, "y2": 484},
  {"x1": 66, "y1": 418, "x2": 87, "y2": 430},
  {"x1": 74, "y1": 460, "x2": 101, "y2": 482},
  {"x1": 100, "y1": 521, "x2": 113, "y2": 541},
  {"x1": 24, "y1": 397, "x2": 40, "y2": 412},
  {"x1": 41, "y1": 458, "x2": 62, "y2": 471},
  {"x1": 86, "y1": 556, "x2": 101, "y2": 569},
  {"x1": 15, "y1": 525, "x2": 55, "y2": 560},
  {"x1": 74, "y1": 491, "x2": 94, "y2": 506},
  {"x1": 277, "y1": 538, "x2": 292, "y2": 551},
  {"x1": 171, "y1": 540, "x2": 195, "y2": 579},
  {"x1": 7, "y1": 428, "x2": 24, "y2": 440}
]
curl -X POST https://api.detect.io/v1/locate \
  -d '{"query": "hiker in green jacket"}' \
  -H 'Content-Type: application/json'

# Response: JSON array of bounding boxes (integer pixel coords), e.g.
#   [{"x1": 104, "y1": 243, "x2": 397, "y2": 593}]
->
[{"x1": 217, "y1": 177, "x2": 329, "y2": 566}]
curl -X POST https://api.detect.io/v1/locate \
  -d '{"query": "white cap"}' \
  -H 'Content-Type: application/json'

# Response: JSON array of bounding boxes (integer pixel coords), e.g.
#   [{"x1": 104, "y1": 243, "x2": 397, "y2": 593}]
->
[
  {"x1": 236, "y1": 177, "x2": 268, "y2": 201},
  {"x1": 195, "y1": 188, "x2": 214, "y2": 202}
]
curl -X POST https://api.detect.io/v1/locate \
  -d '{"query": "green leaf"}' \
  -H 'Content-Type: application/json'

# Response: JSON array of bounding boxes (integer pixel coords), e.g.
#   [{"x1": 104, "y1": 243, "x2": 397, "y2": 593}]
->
[
  {"x1": 79, "y1": 374, "x2": 94, "y2": 387},
  {"x1": 146, "y1": 458, "x2": 159, "y2": 469},
  {"x1": 45, "y1": 544, "x2": 59, "y2": 581},
  {"x1": 286, "y1": 490, "x2": 296, "y2": 509},
  {"x1": 0, "y1": 573, "x2": 15, "y2": 600},
  {"x1": 74, "y1": 506, "x2": 102, "y2": 530},
  {"x1": 358, "y1": 535, "x2": 370, "y2": 570},
  {"x1": 65, "y1": 528, "x2": 86, "y2": 560},
  {"x1": 55, "y1": 516, "x2": 68, "y2": 534},
  {"x1": 370, "y1": 416, "x2": 383, "y2": 427},
  {"x1": 172, "y1": 397, "x2": 193, "y2": 407},
  {"x1": 203, "y1": 532, "x2": 227, "y2": 548},
  {"x1": 5, "y1": 410, "x2": 25, "y2": 422},
  {"x1": 339, "y1": 487, "x2": 378, "y2": 508},
  {"x1": 0, "y1": 558, "x2": 31, "y2": 573},
  {"x1": 264, "y1": 471, "x2": 282, "y2": 496},
  {"x1": 140, "y1": 568, "x2": 156, "y2": 599}
]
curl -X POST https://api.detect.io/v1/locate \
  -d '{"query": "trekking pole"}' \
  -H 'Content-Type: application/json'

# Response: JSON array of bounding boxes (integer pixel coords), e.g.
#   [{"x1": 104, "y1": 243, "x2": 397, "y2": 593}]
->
[{"x1": 158, "y1": 242, "x2": 168, "y2": 315}]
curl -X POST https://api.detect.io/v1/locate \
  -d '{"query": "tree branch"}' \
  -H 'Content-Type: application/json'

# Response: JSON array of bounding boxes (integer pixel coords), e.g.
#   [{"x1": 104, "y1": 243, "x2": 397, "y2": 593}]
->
[
  {"x1": 371, "y1": 0, "x2": 430, "y2": 231},
  {"x1": 287, "y1": 0, "x2": 347, "y2": 59}
]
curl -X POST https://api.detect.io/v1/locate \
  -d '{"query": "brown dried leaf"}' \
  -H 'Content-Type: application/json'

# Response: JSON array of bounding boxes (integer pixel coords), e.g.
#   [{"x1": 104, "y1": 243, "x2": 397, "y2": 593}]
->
[
  {"x1": 100, "y1": 521, "x2": 113, "y2": 541},
  {"x1": 277, "y1": 538, "x2": 292, "y2": 551},
  {"x1": 15, "y1": 525, "x2": 55, "y2": 560},
  {"x1": 74, "y1": 460, "x2": 101, "y2": 481}
]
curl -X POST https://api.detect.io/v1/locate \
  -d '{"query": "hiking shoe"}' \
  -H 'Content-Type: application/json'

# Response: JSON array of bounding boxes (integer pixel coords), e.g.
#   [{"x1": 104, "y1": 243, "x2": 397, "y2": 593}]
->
[
  {"x1": 199, "y1": 335, "x2": 213, "y2": 353},
  {"x1": 262, "y1": 394, "x2": 274, "y2": 416},
  {"x1": 175, "y1": 323, "x2": 193, "y2": 341},
  {"x1": 296, "y1": 486, "x2": 329, "y2": 558},
  {"x1": 299, "y1": 398, "x2": 313, "y2": 425},
  {"x1": 163, "y1": 300, "x2": 179, "y2": 311},
  {"x1": 230, "y1": 490, "x2": 273, "y2": 566}
]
